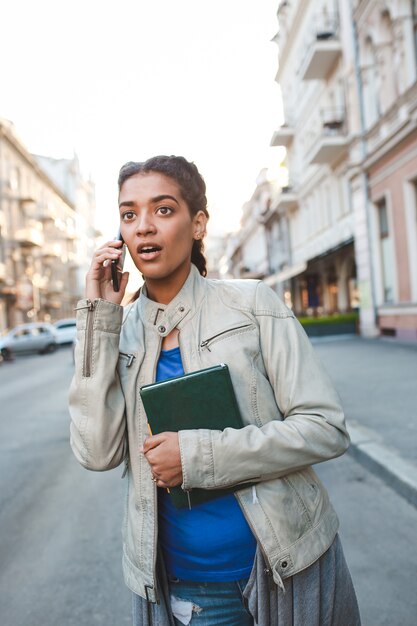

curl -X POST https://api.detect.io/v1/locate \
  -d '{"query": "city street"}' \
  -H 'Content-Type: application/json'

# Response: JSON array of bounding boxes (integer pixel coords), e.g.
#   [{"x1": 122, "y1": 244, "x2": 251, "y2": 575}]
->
[
  {"x1": 1, "y1": 345, "x2": 416, "y2": 625},
  {"x1": 0, "y1": 349, "x2": 131, "y2": 626}
]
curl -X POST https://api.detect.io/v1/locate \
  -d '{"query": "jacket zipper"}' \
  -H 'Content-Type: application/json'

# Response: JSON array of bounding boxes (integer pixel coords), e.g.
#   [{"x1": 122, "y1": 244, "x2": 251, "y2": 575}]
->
[
  {"x1": 177, "y1": 332, "x2": 192, "y2": 510},
  {"x1": 149, "y1": 335, "x2": 162, "y2": 604},
  {"x1": 82, "y1": 299, "x2": 96, "y2": 378},
  {"x1": 236, "y1": 493, "x2": 275, "y2": 585},
  {"x1": 200, "y1": 323, "x2": 253, "y2": 352},
  {"x1": 119, "y1": 352, "x2": 136, "y2": 367}
]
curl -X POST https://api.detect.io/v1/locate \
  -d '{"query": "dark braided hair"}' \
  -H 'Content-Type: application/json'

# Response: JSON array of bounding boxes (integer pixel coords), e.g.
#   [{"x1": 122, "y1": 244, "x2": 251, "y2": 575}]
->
[{"x1": 118, "y1": 155, "x2": 210, "y2": 277}]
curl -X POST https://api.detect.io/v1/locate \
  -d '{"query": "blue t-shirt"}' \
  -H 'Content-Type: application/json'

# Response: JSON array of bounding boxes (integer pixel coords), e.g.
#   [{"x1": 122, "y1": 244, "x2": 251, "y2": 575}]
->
[{"x1": 156, "y1": 346, "x2": 256, "y2": 582}]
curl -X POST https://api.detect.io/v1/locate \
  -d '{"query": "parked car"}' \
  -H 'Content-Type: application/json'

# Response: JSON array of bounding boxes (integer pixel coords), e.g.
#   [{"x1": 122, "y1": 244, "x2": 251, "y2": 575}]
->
[
  {"x1": 0, "y1": 322, "x2": 58, "y2": 357},
  {"x1": 53, "y1": 318, "x2": 77, "y2": 345}
]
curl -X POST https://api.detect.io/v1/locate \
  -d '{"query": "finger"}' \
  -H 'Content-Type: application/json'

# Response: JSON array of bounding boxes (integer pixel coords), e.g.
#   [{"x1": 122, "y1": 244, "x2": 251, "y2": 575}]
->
[
  {"x1": 103, "y1": 239, "x2": 124, "y2": 249},
  {"x1": 94, "y1": 248, "x2": 122, "y2": 262},
  {"x1": 143, "y1": 434, "x2": 166, "y2": 453}
]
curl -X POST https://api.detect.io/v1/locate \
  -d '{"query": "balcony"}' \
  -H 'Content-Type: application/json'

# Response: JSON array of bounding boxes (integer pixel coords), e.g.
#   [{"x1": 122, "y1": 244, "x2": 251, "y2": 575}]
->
[
  {"x1": 260, "y1": 185, "x2": 298, "y2": 225},
  {"x1": 272, "y1": 185, "x2": 299, "y2": 213},
  {"x1": 270, "y1": 124, "x2": 294, "y2": 148},
  {"x1": 14, "y1": 226, "x2": 44, "y2": 247},
  {"x1": 300, "y1": 18, "x2": 342, "y2": 81},
  {"x1": 0, "y1": 262, "x2": 6, "y2": 281},
  {"x1": 307, "y1": 108, "x2": 349, "y2": 166}
]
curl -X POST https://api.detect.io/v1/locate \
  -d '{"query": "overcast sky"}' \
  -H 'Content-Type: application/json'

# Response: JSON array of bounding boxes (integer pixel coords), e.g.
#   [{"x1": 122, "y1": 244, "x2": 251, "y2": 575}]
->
[{"x1": 1, "y1": 0, "x2": 283, "y2": 237}]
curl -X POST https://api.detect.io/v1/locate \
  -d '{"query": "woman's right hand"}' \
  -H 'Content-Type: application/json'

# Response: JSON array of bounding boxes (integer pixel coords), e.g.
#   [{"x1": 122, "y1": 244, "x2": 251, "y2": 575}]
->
[{"x1": 85, "y1": 239, "x2": 129, "y2": 305}]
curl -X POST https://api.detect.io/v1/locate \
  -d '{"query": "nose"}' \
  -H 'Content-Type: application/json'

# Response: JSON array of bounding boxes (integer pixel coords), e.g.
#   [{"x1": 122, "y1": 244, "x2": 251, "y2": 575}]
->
[{"x1": 135, "y1": 210, "x2": 156, "y2": 236}]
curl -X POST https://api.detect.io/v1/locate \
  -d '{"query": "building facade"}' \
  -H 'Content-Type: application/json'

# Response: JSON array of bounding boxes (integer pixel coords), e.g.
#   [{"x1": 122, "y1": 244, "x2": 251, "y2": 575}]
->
[
  {"x1": 269, "y1": 0, "x2": 359, "y2": 323},
  {"x1": 224, "y1": 0, "x2": 417, "y2": 339},
  {"x1": 0, "y1": 119, "x2": 97, "y2": 331},
  {"x1": 348, "y1": 0, "x2": 417, "y2": 340},
  {"x1": 220, "y1": 169, "x2": 279, "y2": 282}
]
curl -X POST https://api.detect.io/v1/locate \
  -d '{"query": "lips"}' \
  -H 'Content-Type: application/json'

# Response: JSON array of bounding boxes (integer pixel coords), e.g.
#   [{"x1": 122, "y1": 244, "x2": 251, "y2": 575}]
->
[{"x1": 137, "y1": 243, "x2": 162, "y2": 261}]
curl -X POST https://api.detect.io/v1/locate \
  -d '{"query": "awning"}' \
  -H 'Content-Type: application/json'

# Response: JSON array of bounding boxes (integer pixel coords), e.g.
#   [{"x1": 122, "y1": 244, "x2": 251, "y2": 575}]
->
[{"x1": 264, "y1": 262, "x2": 307, "y2": 286}]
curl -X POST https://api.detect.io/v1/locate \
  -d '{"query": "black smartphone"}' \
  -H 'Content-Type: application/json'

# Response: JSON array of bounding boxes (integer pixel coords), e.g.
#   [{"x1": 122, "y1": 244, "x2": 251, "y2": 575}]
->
[{"x1": 111, "y1": 230, "x2": 126, "y2": 292}]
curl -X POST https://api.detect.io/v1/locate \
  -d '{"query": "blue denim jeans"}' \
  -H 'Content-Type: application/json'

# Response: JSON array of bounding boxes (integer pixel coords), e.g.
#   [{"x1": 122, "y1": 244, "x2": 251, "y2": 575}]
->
[{"x1": 168, "y1": 575, "x2": 253, "y2": 626}]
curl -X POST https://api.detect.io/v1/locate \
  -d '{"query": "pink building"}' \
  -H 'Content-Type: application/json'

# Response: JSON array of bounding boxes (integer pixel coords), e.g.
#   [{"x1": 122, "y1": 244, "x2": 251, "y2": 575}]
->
[{"x1": 368, "y1": 132, "x2": 417, "y2": 341}]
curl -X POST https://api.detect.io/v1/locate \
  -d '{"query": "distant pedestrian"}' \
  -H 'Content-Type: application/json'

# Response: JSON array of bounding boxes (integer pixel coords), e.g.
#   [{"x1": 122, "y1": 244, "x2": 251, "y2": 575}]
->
[{"x1": 69, "y1": 155, "x2": 361, "y2": 625}]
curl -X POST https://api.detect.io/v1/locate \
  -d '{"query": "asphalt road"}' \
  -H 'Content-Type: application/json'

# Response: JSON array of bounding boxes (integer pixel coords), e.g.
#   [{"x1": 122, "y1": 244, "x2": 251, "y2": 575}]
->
[
  {"x1": 1, "y1": 348, "x2": 416, "y2": 625},
  {"x1": 0, "y1": 348, "x2": 130, "y2": 626}
]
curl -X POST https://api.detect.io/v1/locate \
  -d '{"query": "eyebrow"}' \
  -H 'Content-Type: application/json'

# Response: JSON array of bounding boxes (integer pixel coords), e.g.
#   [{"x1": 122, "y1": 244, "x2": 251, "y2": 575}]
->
[{"x1": 119, "y1": 194, "x2": 180, "y2": 209}]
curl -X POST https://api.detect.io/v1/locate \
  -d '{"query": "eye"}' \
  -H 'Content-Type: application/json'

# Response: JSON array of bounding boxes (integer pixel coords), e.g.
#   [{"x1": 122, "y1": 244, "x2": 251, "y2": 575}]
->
[
  {"x1": 156, "y1": 205, "x2": 173, "y2": 216},
  {"x1": 121, "y1": 211, "x2": 135, "y2": 221}
]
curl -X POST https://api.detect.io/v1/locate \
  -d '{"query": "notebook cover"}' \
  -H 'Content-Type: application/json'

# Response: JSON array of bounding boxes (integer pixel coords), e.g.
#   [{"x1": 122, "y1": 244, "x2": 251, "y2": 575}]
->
[{"x1": 140, "y1": 363, "x2": 250, "y2": 508}]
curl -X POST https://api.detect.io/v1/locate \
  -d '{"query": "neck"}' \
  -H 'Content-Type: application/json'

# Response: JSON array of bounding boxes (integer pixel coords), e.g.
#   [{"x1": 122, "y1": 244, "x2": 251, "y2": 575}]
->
[{"x1": 144, "y1": 264, "x2": 192, "y2": 305}]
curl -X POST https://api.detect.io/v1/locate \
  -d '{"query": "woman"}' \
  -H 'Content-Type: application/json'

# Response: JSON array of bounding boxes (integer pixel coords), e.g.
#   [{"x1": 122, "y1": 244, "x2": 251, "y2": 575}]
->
[{"x1": 69, "y1": 155, "x2": 361, "y2": 625}]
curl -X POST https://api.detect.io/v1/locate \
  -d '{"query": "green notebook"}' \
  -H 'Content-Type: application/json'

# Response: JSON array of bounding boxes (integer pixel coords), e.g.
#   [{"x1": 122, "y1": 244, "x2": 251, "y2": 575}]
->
[{"x1": 140, "y1": 363, "x2": 250, "y2": 508}]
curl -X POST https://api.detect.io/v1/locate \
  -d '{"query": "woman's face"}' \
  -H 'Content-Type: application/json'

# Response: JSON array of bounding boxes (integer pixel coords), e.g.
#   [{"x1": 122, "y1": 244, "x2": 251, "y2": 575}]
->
[{"x1": 119, "y1": 172, "x2": 206, "y2": 291}]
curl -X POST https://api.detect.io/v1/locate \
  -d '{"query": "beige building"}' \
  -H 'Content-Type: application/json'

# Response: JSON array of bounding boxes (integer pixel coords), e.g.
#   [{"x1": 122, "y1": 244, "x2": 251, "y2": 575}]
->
[
  {"x1": 270, "y1": 0, "x2": 358, "y2": 322},
  {"x1": 262, "y1": 0, "x2": 417, "y2": 339},
  {"x1": 0, "y1": 119, "x2": 97, "y2": 331},
  {"x1": 221, "y1": 169, "x2": 279, "y2": 282}
]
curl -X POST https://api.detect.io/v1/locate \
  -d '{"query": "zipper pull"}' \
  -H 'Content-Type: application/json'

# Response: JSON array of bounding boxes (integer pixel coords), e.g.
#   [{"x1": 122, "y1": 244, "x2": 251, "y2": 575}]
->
[
  {"x1": 126, "y1": 354, "x2": 135, "y2": 367},
  {"x1": 199, "y1": 340, "x2": 211, "y2": 352},
  {"x1": 74, "y1": 299, "x2": 95, "y2": 311}
]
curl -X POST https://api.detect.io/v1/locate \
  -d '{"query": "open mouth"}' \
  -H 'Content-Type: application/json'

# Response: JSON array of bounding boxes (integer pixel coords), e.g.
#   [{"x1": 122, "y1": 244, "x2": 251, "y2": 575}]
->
[{"x1": 137, "y1": 244, "x2": 162, "y2": 259}]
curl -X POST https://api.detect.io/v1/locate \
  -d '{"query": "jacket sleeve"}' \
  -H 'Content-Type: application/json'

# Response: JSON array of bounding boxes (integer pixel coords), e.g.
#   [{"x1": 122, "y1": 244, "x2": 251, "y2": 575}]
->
[
  {"x1": 68, "y1": 298, "x2": 127, "y2": 471},
  {"x1": 179, "y1": 281, "x2": 350, "y2": 490}
]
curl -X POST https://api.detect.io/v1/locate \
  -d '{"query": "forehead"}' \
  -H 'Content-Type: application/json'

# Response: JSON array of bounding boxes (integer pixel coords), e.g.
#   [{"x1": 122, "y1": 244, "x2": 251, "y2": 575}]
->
[{"x1": 119, "y1": 172, "x2": 182, "y2": 201}]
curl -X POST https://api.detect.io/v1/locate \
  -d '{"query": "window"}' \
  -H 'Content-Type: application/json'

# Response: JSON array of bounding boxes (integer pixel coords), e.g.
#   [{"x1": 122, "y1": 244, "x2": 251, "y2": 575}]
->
[{"x1": 377, "y1": 198, "x2": 395, "y2": 303}]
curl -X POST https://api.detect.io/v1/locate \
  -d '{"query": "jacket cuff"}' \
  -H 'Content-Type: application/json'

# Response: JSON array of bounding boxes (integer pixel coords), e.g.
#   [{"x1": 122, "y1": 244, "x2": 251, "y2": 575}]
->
[{"x1": 179, "y1": 429, "x2": 216, "y2": 490}]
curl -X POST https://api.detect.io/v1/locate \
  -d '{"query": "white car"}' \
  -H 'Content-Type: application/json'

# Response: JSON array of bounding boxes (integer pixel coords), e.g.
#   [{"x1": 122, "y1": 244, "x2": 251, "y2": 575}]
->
[
  {"x1": 53, "y1": 318, "x2": 77, "y2": 345},
  {"x1": 0, "y1": 322, "x2": 58, "y2": 358}
]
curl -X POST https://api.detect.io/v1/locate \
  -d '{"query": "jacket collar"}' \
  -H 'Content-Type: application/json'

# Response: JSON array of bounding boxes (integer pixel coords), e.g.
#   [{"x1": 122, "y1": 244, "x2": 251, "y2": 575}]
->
[{"x1": 136, "y1": 264, "x2": 206, "y2": 338}]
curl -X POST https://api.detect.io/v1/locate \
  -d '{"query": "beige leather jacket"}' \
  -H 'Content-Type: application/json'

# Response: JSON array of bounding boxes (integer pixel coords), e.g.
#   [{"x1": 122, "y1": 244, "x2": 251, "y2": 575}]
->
[{"x1": 69, "y1": 264, "x2": 349, "y2": 602}]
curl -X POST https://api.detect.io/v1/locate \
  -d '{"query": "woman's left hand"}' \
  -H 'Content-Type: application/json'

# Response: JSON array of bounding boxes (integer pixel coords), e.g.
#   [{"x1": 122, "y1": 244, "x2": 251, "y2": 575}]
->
[{"x1": 142, "y1": 432, "x2": 183, "y2": 487}]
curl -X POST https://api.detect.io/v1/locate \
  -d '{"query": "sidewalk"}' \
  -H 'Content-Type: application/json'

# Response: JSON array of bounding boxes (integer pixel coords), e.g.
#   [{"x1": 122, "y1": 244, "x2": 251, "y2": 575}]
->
[{"x1": 312, "y1": 336, "x2": 417, "y2": 508}]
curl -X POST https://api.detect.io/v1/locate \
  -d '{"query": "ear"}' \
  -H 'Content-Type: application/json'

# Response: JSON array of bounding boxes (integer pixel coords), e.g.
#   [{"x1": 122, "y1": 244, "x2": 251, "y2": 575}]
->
[{"x1": 192, "y1": 211, "x2": 208, "y2": 240}]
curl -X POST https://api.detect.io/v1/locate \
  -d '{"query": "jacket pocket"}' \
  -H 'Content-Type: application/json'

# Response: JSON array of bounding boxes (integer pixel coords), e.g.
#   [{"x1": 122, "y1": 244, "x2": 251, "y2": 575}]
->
[
  {"x1": 200, "y1": 323, "x2": 255, "y2": 352},
  {"x1": 285, "y1": 468, "x2": 323, "y2": 525}
]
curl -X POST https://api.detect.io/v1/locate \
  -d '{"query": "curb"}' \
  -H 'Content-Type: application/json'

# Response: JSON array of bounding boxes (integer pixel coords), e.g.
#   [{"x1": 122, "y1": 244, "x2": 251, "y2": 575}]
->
[{"x1": 347, "y1": 422, "x2": 417, "y2": 509}]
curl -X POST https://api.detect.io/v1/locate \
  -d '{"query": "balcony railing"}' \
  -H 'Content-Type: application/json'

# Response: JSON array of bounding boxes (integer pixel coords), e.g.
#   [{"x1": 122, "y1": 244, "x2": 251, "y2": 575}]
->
[
  {"x1": 299, "y1": 15, "x2": 342, "y2": 81},
  {"x1": 306, "y1": 108, "x2": 349, "y2": 166}
]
